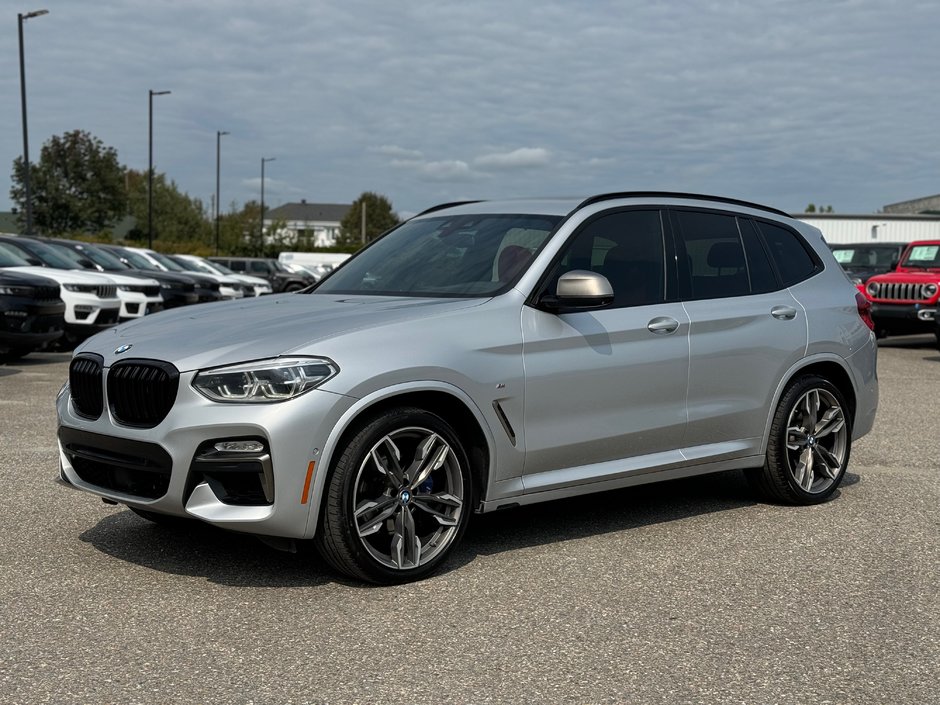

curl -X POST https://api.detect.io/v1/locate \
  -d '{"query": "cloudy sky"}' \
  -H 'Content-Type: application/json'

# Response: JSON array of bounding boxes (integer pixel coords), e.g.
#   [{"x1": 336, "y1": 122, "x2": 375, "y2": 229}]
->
[{"x1": 2, "y1": 0, "x2": 938, "y2": 219}]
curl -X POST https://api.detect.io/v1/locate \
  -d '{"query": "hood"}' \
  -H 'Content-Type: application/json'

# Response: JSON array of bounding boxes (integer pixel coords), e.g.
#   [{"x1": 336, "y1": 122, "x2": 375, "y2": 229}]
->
[
  {"x1": 5, "y1": 266, "x2": 116, "y2": 286},
  {"x1": 0, "y1": 269, "x2": 61, "y2": 288},
  {"x1": 230, "y1": 274, "x2": 271, "y2": 287},
  {"x1": 92, "y1": 271, "x2": 159, "y2": 286},
  {"x1": 78, "y1": 293, "x2": 487, "y2": 371}
]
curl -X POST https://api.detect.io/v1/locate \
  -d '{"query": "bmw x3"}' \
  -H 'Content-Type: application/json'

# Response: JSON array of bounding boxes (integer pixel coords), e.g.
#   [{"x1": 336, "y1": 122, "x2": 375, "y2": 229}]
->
[{"x1": 56, "y1": 193, "x2": 879, "y2": 583}]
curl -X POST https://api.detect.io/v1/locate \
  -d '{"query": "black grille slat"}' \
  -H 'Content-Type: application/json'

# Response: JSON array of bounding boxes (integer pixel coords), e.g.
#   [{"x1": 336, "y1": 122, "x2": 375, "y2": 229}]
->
[
  {"x1": 107, "y1": 359, "x2": 179, "y2": 428},
  {"x1": 871, "y1": 281, "x2": 929, "y2": 301},
  {"x1": 69, "y1": 355, "x2": 103, "y2": 419},
  {"x1": 59, "y1": 427, "x2": 172, "y2": 499}
]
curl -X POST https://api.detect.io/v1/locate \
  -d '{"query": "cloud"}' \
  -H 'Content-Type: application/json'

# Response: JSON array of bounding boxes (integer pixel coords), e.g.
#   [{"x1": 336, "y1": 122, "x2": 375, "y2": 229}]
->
[
  {"x1": 374, "y1": 145, "x2": 424, "y2": 159},
  {"x1": 474, "y1": 148, "x2": 551, "y2": 170}
]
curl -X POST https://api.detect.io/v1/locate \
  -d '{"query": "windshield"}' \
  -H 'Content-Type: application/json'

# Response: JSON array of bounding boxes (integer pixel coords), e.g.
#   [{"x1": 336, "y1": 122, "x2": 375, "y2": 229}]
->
[
  {"x1": 46, "y1": 243, "x2": 94, "y2": 269},
  {"x1": 205, "y1": 260, "x2": 235, "y2": 275},
  {"x1": 831, "y1": 246, "x2": 901, "y2": 268},
  {"x1": 10, "y1": 239, "x2": 78, "y2": 270},
  {"x1": 148, "y1": 251, "x2": 187, "y2": 272},
  {"x1": 0, "y1": 242, "x2": 32, "y2": 267},
  {"x1": 314, "y1": 214, "x2": 560, "y2": 297},
  {"x1": 901, "y1": 244, "x2": 940, "y2": 268},
  {"x1": 74, "y1": 244, "x2": 130, "y2": 271},
  {"x1": 116, "y1": 249, "x2": 159, "y2": 271},
  {"x1": 170, "y1": 256, "x2": 202, "y2": 273}
]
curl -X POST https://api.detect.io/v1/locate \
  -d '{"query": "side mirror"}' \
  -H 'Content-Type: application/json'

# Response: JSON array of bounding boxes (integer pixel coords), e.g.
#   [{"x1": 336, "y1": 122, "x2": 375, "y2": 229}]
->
[
  {"x1": 889, "y1": 260, "x2": 899, "y2": 271},
  {"x1": 26, "y1": 256, "x2": 43, "y2": 266},
  {"x1": 78, "y1": 257, "x2": 97, "y2": 269},
  {"x1": 541, "y1": 270, "x2": 614, "y2": 311}
]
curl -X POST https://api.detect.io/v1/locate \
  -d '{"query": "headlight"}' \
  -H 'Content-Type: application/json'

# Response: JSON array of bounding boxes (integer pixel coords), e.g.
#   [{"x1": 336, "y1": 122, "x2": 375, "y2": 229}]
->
[
  {"x1": 62, "y1": 283, "x2": 97, "y2": 293},
  {"x1": 866, "y1": 282, "x2": 879, "y2": 297},
  {"x1": 0, "y1": 285, "x2": 33, "y2": 296},
  {"x1": 924, "y1": 283, "x2": 938, "y2": 298},
  {"x1": 850, "y1": 277, "x2": 863, "y2": 286},
  {"x1": 192, "y1": 357, "x2": 338, "y2": 403}
]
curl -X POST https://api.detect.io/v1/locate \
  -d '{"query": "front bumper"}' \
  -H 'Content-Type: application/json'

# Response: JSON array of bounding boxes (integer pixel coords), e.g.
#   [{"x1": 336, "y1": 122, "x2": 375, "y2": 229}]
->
[
  {"x1": 56, "y1": 371, "x2": 356, "y2": 539},
  {"x1": 117, "y1": 291, "x2": 164, "y2": 321},
  {"x1": 870, "y1": 302, "x2": 937, "y2": 334},
  {"x1": 0, "y1": 297, "x2": 65, "y2": 351}
]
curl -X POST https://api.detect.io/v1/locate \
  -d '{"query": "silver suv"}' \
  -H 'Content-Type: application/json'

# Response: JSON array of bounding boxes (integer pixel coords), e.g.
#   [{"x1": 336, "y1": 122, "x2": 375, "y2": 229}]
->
[{"x1": 56, "y1": 193, "x2": 878, "y2": 583}]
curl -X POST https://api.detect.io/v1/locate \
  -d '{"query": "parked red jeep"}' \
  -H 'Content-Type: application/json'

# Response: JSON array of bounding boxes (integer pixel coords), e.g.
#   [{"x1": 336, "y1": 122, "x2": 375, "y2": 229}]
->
[{"x1": 863, "y1": 240, "x2": 940, "y2": 343}]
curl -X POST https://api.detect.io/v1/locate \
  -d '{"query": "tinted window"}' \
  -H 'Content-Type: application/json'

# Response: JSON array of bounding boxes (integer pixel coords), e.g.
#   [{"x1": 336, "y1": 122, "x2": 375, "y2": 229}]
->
[
  {"x1": 757, "y1": 222, "x2": 818, "y2": 286},
  {"x1": 316, "y1": 214, "x2": 559, "y2": 297},
  {"x1": 739, "y1": 219, "x2": 779, "y2": 294},
  {"x1": 249, "y1": 261, "x2": 269, "y2": 274},
  {"x1": 543, "y1": 209, "x2": 666, "y2": 308},
  {"x1": 674, "y1": 211, "x2": 749, "y2": 300}
]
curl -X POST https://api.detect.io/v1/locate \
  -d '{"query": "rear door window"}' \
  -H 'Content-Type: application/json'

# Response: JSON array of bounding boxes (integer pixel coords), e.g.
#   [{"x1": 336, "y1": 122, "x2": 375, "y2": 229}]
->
[{"x1": 755, "y1": 221, "x2": 820, "y2": 286}]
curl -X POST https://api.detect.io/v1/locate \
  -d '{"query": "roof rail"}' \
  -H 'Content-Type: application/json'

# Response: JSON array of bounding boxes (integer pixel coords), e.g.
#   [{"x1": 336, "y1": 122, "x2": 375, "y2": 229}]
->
[
  {"x1": 574, "y1": 192, "x2": 789, "y2": 217},
  {"x1": 413, "y1": 200, "x2": 484, "y2": 218}
]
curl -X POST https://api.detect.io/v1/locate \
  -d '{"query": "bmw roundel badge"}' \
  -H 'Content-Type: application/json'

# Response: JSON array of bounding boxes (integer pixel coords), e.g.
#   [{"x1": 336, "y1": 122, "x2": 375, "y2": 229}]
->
[{"x1": 114, "y1": 344, "x2": 133, "y2": 355}]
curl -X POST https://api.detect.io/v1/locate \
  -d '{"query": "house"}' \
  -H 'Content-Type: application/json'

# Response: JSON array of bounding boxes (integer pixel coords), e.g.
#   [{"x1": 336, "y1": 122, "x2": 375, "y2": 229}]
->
[{"x1": 263, "y1": 200, "x2": 351, "y2": 247}]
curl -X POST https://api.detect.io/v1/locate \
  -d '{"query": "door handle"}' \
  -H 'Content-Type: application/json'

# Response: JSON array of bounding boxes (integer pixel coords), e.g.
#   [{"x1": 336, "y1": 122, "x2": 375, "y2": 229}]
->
[
  {"x1": 771, "y1": 305, "x2": 797, "y2": 320},
  {"x1": 647, "y1": 316, "x2": 679, "y2": 334}
]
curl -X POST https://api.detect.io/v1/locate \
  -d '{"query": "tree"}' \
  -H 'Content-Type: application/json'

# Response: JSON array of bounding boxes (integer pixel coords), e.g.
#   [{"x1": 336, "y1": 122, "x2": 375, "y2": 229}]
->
[
  {"x1": 124, "y1": 169, "x2": 212, "y2": 243},
  {"x1": 10, "y1": 130, "x2": 125, "y2": 234},
  {"x1": 337, "y1": 192, "x2": 400, "y2": 248},
  {"x1": 805, "y1": 203, "x2": 834, "y2": 214}
]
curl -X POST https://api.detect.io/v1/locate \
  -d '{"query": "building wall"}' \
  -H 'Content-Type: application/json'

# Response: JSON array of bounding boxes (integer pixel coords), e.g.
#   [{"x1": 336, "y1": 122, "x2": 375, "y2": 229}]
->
[
  {"x1": 883, "y1": 195, "x2": 940, "y2": 215},
  {"x1": 796, "y1": 216, "x2": 940, "y2": 244}
]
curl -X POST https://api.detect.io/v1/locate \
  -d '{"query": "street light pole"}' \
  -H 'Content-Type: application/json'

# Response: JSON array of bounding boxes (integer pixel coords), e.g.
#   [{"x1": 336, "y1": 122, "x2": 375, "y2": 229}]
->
[
  {"x1": 260, "y1": 157, "x2": 276, "y2": 256},
  {"x1": 215, "y1": 130, "x2": 229, "y2": 255},
  {"x1": 17, "y1": 8, "x2": 49, "y2": 237},
  {"x1": 148, "y1": 89, "x2": 171, "y2": 249}
]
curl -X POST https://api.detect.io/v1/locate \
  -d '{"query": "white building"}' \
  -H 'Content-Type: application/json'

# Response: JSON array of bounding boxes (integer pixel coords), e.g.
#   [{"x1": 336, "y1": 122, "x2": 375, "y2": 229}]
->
[
  {"x1": 263, "y1": 200, "x2": 351, "y2": 247},
  {"x1": 794, "y1": 213, "x2": 940, "y2": 245}
]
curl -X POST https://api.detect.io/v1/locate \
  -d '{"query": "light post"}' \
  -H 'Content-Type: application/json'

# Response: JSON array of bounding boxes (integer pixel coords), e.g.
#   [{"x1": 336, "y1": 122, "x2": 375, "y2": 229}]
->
[
  {"x1": 215, "y1": 130, "x2": 229, "y2": 255},
  {"x1": 17, "y1": 8, "x2": 49, "y2": 236},
  {"x1": 260, "y1": 157, "x2": 275, "y2": 255},
  {"x1": 148, "y1": 89, "x2": 171, "y2": 249}
]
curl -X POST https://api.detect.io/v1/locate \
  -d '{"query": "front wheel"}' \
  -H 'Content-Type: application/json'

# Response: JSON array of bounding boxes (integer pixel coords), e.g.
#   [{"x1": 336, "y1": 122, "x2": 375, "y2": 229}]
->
[
  {"x1": 749, "y1": 375, "x2": 852, "y2": 505},
  {"x1": 316, "y1": 407, "x2": 472, "y2": 584}
]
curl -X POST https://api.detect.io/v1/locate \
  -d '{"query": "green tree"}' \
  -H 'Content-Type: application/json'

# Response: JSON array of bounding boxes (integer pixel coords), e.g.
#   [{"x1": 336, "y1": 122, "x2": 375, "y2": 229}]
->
[
  {"x1": 337, "y1": 192, "x2": 400, "y2": 248},
  {"x1": 124, "y1": 169, "x2": 212, "y2": 243},
  {"x1": 10, "y1": 129, "x2": 125, "y2": 234}
]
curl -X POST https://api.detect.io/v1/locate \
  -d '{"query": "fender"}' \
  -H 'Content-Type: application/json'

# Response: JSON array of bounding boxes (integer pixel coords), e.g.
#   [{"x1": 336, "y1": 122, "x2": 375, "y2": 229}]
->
[
  {"x1": 301, "y1": 379, "x2": 500, "y2": 538},
  {"x1": 758, "y1": 352, "x2": 855, "y2": 456}
]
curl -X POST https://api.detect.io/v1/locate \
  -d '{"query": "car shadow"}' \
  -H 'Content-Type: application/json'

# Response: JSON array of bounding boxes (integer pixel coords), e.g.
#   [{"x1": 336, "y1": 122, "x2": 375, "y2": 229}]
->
[
  {"x1": 78, "y1": 469, "x2": 862, "y2": 588},
  {"x1": 877, "y1": 334, "x2": 935, "y2": 349}
]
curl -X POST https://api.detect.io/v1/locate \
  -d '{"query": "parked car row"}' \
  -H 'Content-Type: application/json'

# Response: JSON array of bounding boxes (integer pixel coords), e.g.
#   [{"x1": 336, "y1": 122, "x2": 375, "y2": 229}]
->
[
  {"x1": 0, "y1": 234, "x2": 303, "y2": 360},
  {"x1": 832, "y1": 239, "x2": 940, "y2": 349}
]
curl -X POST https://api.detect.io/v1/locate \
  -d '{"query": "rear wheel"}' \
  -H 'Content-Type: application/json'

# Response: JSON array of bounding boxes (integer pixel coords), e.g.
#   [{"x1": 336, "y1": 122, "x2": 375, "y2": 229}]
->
[
  {"x1": 317, "y1": 407, "x2": 472, "y2": 584},
  {"x1": 749, "y1": 375, "x2": 851, "y2": 505}
]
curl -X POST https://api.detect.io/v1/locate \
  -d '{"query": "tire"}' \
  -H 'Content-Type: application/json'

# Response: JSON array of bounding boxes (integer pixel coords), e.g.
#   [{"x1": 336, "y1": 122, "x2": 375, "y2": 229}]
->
[
  {"x1": 128, "y1": 506, "x2": 194, "y2": 527},
  {"x1": 748, "y1": 374, "x2": 852, "y2": 505},
  {"x1": 316, "y1": 407, "x2": 473, "y2": 584},
  {"x1": 283, "y1": 283, "x2": 304, "y2": 293}
]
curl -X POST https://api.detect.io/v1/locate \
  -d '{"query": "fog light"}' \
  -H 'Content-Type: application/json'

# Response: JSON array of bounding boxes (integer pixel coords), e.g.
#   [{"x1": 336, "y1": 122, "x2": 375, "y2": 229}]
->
[
  {"x1": 74, "y1": 305, "x2": 94, "y2": 312},
  {"x1": 214, "y1": 440, "x2": 266, "y2": 453}
]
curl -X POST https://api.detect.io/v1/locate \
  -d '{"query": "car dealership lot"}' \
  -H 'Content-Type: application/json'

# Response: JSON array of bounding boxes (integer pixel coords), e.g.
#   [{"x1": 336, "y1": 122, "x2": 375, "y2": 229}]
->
[{"x1": 1, "y1": 342, "x2": 937, "y2": 704}]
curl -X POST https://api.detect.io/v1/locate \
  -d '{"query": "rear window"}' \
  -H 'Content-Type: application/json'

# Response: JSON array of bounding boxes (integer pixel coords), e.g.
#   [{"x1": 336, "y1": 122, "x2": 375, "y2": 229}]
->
[{"x1": 756, "y1": 221, "x2": 819, "y2": 286}]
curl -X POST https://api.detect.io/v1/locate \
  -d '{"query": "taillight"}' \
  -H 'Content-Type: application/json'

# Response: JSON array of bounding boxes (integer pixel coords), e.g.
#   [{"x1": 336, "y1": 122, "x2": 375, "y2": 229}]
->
[{"x1": 855, "y1": 291, "x2": 875, "y2": 331}]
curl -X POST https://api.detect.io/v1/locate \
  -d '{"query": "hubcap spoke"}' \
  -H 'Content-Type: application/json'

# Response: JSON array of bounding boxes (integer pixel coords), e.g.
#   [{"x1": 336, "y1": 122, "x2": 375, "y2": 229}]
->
[
  {"x1": 814, "y1": 445, "x2": 841, "y2": 479},
  {"x1": 355, "y1": 496, "x2": 399, "y2": 538},
  {"x1": 408, "y1": 434, "x2": 450, "y2": 490},
  {"x1": 390, "y1": 507, "x2": 421, "y2": 569},
  {"x1": 803, "y1": 390, "x2": 820, "y2": 432},
  {"x1": 787, "y1": 427, "x2": 808, "y2": 450},
  {"x1": 371, "y1": 436, "x2": 405, "y2": 489},
  {"x1": 411, "y1": 493, "x2": 462, "y2": 526},
  {"x1": 795, "y1": 448, "x2": 814, "y2": 491},
  {"x1": 814, "y1": 407, "x2": 845, "y2": 438}
]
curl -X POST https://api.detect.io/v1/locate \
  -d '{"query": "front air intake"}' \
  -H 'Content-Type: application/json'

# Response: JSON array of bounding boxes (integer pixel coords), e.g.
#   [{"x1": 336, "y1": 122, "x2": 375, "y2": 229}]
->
[
  {"x1": 107, "y1": 359, "x2": 179, "y2": 428},
  {"x1": 69, "y1": 354, "x2": 104, "y2": 419}
]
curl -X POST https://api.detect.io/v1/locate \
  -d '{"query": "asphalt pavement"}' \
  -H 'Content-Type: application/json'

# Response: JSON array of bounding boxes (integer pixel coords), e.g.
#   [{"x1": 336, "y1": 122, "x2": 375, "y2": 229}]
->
[{"x1": 0, "y1": 340, "x2": 937, "y2": 704}]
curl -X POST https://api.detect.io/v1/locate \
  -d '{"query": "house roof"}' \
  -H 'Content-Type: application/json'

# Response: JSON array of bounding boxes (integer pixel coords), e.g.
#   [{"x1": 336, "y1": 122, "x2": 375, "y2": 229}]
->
[{"x1": 265, "y1": 202, "x2": 351, "y2": 223}]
